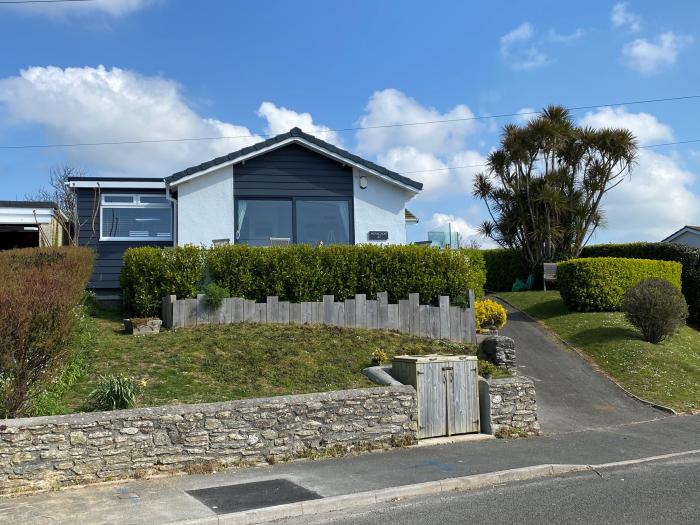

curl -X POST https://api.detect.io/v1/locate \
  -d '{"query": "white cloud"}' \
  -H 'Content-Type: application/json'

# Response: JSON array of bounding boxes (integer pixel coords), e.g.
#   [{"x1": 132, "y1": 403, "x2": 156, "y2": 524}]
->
[
  {"x1": 579, "y1": 107, "x2": 699, "y2": 241},
  {"x1": 622, "y1": 32, "x2": 693, "y2": 73},
  {"x1": 0, "y1": 65, "x2": 262, "y2": 178},
  {"x1": 257, "y1": 101, "x2": 341, "y2": 145},
  {"x1": 547, "y1": 28, "x2": 586, "y2": 43},
  {"x1": 377, "y1": 147, "x2": 451, "y2": 196},
  {"x1": 450, "y1": 150, "x2": 488, "y2": 193},
  {"x1": 515, "y1": 107, "x2": 537, "y2": 124},
  {"x1": 13, "y1": 0, "x2": 160, "y2": 17},
  {"x1": 579, "y1": 107, "x2": 673, "y2": 146},
  {"x1": 499, "y1": 23, "x2": 548, "y2": 71},
  {"x1": 611, "y1": 2, "x2": 642, "y2": 33},
  {"x1": 356, "y1": 89, "x2": 476, "y2": 157}
]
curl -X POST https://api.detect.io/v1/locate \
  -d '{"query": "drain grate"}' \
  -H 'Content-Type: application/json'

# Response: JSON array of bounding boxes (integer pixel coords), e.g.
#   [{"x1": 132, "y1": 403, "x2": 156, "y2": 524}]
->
[{"x1": 186, "y1": 478, "x2": 322, "y2": 514}]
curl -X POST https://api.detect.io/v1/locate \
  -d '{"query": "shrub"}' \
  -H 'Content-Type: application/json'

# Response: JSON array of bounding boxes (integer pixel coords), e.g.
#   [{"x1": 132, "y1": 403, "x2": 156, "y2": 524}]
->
[
  {"x1": 557, "y1": 257, "x2": 682, "y2": 312},
  {"x1": 581, "y1": 242, "x2": 700, "y2": 327},
  {"x1": 121, "y1": 245, "x2": 205, "y2": 317},
  {"x1": 122, "y1": 244, "x2": 486, "y2": 317},
  {"x1": 0, "y1": 247, "x2": 94, "y2": 418},
  {"x1": 202, "y1": 282, "x2": 229, "y2": 310},
  {"x1": 480, "y1": 249, "x2": 530, "y2": 292},
  {"x1": 371, "y1": 348, "x2": 388, "y2": 366},
  {"x1": 87, "y1": 374, "x2": 142, "y2": 411},
  {"x1": 622, "y1": 279, "x2": 688, "y2": 344},
  {"x1": 475, "y1": 299, "x2": 507, "y2": 330}
]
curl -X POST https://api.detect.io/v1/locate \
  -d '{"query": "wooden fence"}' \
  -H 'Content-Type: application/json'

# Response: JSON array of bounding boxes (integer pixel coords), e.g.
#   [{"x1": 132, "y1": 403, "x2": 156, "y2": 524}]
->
[{"x1": 162, "y1": 291, "x2": 477, "y2": 343}]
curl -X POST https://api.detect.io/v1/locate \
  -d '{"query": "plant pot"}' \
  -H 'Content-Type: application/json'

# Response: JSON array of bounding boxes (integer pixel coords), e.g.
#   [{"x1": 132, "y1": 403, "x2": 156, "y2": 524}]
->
[{"x1": 124, "y1": 318, "x2": 162, "y2": 336}]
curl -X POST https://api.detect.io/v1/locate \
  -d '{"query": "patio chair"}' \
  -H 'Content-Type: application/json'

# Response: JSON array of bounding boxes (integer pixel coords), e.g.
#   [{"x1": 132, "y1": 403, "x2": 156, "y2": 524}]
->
[{"x1": 543, "y1": 262, "x2": 557, "y2": 291}]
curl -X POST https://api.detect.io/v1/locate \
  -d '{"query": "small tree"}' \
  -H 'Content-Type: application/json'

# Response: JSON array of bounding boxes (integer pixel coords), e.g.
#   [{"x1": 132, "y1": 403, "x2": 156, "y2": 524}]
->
[
  {"x1": 473, "y1": 106, "x2": 637, "y2": 271},
  {"x1": 28, "y1": 165, "x2": 99, "y2": 245}
]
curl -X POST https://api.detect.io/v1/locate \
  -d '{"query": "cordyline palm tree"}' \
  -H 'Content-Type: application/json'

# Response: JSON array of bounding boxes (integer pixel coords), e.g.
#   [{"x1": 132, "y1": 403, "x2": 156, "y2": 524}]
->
[{"x1": 473, "y1": 105, "x2": 637, "y2": 272}]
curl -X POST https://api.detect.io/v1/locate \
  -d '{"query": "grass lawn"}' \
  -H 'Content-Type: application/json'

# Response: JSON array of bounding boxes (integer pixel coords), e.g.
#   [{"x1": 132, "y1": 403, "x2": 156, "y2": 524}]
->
[
  {"x1": 498, "y1": 291, "x2": 700, "y2": 413},
  {"x1": 46, "y1": 310, "x2": 481, "y2": 414}
]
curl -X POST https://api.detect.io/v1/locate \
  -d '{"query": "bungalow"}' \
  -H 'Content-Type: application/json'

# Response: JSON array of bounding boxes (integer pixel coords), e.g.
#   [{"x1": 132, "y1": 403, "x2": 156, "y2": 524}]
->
[
  {"x1": 68, "y1": 128, "x2": 423, "y2": 301},
  {"x1": 662, "y1": 225, "x2": 700, "y2": 249}
]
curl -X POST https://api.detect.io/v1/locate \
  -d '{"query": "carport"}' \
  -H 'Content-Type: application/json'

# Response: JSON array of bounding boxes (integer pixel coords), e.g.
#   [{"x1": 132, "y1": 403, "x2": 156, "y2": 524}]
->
[{"x1": 0, "y1": 201, "x2": 65, "y2": 250}]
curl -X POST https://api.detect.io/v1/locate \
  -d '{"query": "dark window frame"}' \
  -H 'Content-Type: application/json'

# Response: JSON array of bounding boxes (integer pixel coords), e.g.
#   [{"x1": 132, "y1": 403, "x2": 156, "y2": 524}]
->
[{"x1": 234, "y1": 196, "x2": 355, "y2": 246}]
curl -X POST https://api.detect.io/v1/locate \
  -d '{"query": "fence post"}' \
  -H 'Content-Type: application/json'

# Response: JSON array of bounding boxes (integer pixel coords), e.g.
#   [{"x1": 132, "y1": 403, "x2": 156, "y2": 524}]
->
[
  {"x1": 162, "y1": 295, "x2": 175, "y2": 328},
  {"x1": 439, "y1": 296, "x2": 450, "y2": 339},
  {"x1": 267, "y1": 296, "x2": 279, "y2": 323},
  {"x1": 323, "y1": 295, "x2": 335, "y2": 325},
  {"x1": 408, "y1": 293, "x2": 420, "y2": 336},
  {"x1": 355, "y1": 294, "x2": 367, "y2": 328}
]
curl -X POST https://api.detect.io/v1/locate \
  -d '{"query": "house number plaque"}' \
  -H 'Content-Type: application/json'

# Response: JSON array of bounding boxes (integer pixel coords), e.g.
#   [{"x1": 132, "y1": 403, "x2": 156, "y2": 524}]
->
[{"x1": 368, "y1": 231, "x2": 389, "y2": 241}]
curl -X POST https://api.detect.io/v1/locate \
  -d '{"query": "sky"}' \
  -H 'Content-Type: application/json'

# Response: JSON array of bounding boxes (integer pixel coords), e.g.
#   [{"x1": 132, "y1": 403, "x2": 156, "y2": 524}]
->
[{"x1": 0, "y1": 0, "x2": 699, "y2": 245}]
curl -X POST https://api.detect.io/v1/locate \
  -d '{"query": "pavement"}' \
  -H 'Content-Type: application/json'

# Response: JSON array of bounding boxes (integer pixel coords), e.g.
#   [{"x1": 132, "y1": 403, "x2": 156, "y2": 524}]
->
[
  {"x1": 288, "y1": 453, "x2": 700, "y2": 525},
  {"x1": 495, "y1": 298, "x2": 667, "y2": 433},
  {"x1": 1, "y1": 415, "x2": 698, "y2": 524}
]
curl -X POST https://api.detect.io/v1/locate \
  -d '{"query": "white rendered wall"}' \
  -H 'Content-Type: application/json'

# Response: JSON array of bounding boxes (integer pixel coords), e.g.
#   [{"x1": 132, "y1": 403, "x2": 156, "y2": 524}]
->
[
  {"x1": 176, "y1": 165, "x2": 234, "y2": 246},
  {"x1": 352, "y1": 167, "x2": 414, "y2": 245},
  {"x1": 670, "y1": 231, "x2": 700, "y2": 248}
]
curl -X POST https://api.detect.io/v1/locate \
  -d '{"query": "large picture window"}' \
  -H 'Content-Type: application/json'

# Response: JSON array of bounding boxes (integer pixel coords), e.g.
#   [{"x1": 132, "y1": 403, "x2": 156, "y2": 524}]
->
[
  {"x1": 100, "y1": 194, "x2": 172, "y2": 241},
  {"x1": 236, "y1": 198, "x2": 351, "y2": 246}
]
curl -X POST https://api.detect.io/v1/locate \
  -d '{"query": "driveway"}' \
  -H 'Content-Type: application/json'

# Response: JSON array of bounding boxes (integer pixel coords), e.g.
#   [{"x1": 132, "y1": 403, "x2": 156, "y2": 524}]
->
[{"x1": 494, "y1": 299, "x2": 666, "y2": 434}]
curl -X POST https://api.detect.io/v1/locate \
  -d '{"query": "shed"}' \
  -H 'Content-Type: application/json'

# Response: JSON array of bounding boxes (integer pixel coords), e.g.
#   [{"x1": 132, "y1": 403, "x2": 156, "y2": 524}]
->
[{"x1": 0, "y1": 201, "x2": 66, "y2": 250}]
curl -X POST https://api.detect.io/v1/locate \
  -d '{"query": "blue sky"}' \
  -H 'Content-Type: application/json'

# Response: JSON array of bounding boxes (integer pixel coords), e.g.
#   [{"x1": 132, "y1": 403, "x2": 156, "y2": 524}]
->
[{"x1": 0, "y1": 0, "x2": 698, "y2": 244}]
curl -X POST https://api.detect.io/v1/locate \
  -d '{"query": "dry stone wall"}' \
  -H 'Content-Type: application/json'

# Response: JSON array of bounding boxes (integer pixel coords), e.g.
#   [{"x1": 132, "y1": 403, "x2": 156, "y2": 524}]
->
[
  {"x1": 479, "y1": 376, "x2": 540, "y2": 436},
  {"x1": 0, "y1": 386, "x2": 417, "y2": 495}
]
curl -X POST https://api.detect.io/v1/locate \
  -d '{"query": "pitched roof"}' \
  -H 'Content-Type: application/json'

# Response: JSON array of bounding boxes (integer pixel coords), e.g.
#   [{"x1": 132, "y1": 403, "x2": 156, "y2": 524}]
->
[
  {"x1": 404, "y1": 208, "x2": 419, "y2": 223},
  {"x1": 165, "y1": 127, "x2": 423, "y2": 191},
  {"x1": 662, "y1": 225, "x2": 700, "y2": 242}
]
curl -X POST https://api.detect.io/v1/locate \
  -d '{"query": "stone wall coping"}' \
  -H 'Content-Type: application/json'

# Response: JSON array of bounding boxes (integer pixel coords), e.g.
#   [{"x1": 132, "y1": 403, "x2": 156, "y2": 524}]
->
[
  {"x1": 1, "y1": 385, "x2": 415, "y2": 429},
  {"x1": 489, "y1": 376, "x2": 534, "y2": 386}
]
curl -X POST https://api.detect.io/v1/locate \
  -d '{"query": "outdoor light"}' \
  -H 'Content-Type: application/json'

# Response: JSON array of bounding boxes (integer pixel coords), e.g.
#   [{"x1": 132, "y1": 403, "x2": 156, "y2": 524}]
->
[{"x1": 359, "y1": 175, "x2": 368, "y2": 189}]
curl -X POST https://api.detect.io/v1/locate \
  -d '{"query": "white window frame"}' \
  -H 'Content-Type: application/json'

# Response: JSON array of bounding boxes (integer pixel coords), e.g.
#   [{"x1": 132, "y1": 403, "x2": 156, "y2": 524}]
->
[{"x1": 100, "y1": 194, "x2": 173, "y2": 242}]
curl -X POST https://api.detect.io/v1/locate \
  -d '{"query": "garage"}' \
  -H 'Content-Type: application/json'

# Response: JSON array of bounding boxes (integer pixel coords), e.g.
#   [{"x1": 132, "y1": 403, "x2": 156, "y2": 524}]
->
[{"x1": 0, "y1": 201, "x2": 66, "y2": 250}]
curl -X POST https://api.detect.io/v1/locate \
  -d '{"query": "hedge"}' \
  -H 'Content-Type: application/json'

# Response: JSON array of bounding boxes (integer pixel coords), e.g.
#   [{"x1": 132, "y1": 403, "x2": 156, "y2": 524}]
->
[
  {"x1": 557, "y1": 257, "x2": 683, "y2": 312},
  {"x1": 580, "y1": 242, "x2": 700, "y2": 326},
  {"x1": 0, "y1": 247, "x2": 95, "y2": 417},
  {"x1": 121, "y1": 244, "x2": 487, "y2": 317},
  {"x1": 121, "y1": 245, "x2": 205, "y2": 317},
  {"x1": 480, "y1": 249, "x2": 530, "y2": 292}
]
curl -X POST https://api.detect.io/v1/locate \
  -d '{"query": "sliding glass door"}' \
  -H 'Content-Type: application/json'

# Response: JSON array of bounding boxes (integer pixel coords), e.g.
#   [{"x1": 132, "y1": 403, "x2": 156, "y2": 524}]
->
[{"x1": 235, "y1": 197, "x2": 352, "y2": 246}]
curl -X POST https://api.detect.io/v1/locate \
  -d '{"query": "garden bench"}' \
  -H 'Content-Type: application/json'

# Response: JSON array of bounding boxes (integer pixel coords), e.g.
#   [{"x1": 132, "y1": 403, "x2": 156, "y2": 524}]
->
[{"x1": 543, "y1": 262, "x2": 557, "y2": 291}]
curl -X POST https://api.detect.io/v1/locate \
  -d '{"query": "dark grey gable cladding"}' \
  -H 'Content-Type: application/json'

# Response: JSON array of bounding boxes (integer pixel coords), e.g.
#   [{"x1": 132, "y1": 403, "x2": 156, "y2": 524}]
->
[{"x1": 165, "y1": 127, "x2": 423, "y2": 191}]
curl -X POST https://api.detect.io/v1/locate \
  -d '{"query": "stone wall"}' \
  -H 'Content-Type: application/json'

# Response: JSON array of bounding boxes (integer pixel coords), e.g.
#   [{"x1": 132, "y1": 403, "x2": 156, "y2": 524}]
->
[
  {"x1": 479, "y1": 335, "x2": 516, "y2": 373},
  {"x1": 0, "y1": 386, "x2": 417, "y2": 495},
  {"x1": 478, "y1": 376, "x2": 540, "y2": 436}
]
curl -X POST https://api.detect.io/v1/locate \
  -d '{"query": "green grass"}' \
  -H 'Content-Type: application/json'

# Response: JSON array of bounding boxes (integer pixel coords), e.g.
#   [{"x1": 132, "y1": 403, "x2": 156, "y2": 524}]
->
[
  {"x1": 50, "y1": 310, "x2": 482, "y2": 413},
  {"x1": 498, "y1": 291, "x2": 700, "y2": 413}
]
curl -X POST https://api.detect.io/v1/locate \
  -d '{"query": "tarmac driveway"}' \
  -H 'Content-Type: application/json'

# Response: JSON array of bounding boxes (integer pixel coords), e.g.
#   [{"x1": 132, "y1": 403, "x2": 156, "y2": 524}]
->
[{"x1": 494, "y1": 299, "x2": 666, "y2": 434}]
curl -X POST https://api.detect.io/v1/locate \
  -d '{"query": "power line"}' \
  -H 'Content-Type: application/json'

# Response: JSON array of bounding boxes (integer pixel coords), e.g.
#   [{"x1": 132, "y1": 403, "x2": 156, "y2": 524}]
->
[
  {"x1": 0, "y1": 0, "x2": 95, "y2": 4},
  {"x1": 1, "y1": 94, "x2": 699, "y2": 150},
  {"x1": 397, "y1": 139, "x2": 700, "y2": 175}
]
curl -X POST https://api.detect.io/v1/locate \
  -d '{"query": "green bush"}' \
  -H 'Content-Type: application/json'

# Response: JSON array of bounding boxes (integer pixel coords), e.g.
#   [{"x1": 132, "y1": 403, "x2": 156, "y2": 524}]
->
[
  {"x1": 122, "y1": 245, "x2": 486, "y2": 317},
  {"x1": 202, "y1": 282, "x2": 229, "y2": 310},
  {"x1": 87, "y1": 374, "x2": 142, "y2": 411},
  {"x1": 480, "y1": 249, "x2": 530, "y2": 292},
  {"x1": 621, "y1": 279, "x2": 688, "y2": 344},
  {"x1": 557, "y1": 257, "x2": 682, "y2": 312},
  {"x1": 581, "y1": 242, "x2": 700, "y2": 326},
  {"x1": 121, "y1": 245, "x2": 205, "y2": 316}
]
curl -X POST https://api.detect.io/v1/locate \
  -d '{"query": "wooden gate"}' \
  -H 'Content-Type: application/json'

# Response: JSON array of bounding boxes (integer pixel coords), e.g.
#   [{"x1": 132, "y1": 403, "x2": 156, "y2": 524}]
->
[{"x1": 392, "y1": 355, "x2": 479, "y2": 439}]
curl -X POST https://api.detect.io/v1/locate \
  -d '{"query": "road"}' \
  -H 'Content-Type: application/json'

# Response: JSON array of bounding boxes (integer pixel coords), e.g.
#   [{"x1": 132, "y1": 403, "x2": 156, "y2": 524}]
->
[{"x1": 288, "y1": 455, "x2": 700, "y2": 525}]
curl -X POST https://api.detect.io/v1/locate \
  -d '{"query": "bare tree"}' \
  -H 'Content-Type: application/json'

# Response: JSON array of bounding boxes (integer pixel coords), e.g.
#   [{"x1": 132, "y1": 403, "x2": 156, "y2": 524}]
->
[{"x1": 29, "y1": 165, "x2": 90, "y2": 245}]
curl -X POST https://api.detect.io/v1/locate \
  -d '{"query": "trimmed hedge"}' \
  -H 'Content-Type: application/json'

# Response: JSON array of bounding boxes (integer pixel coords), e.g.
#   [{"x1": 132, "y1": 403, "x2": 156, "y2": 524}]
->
[
  {"x1": 480, "y1": 249, "x2": 530, "y2": 292},
  {"x1": 557, "y1": 257, "x2": 682, "y2": 312},
  {"x1": 581, "y1": 242, "x2": 700, "y2": 326},
  {"x1": 121, "y1": 244, "x2": 486, "y2": 317},
  {"x1": 121, "y1": 245, "x2": 205, "y2": 317}
]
